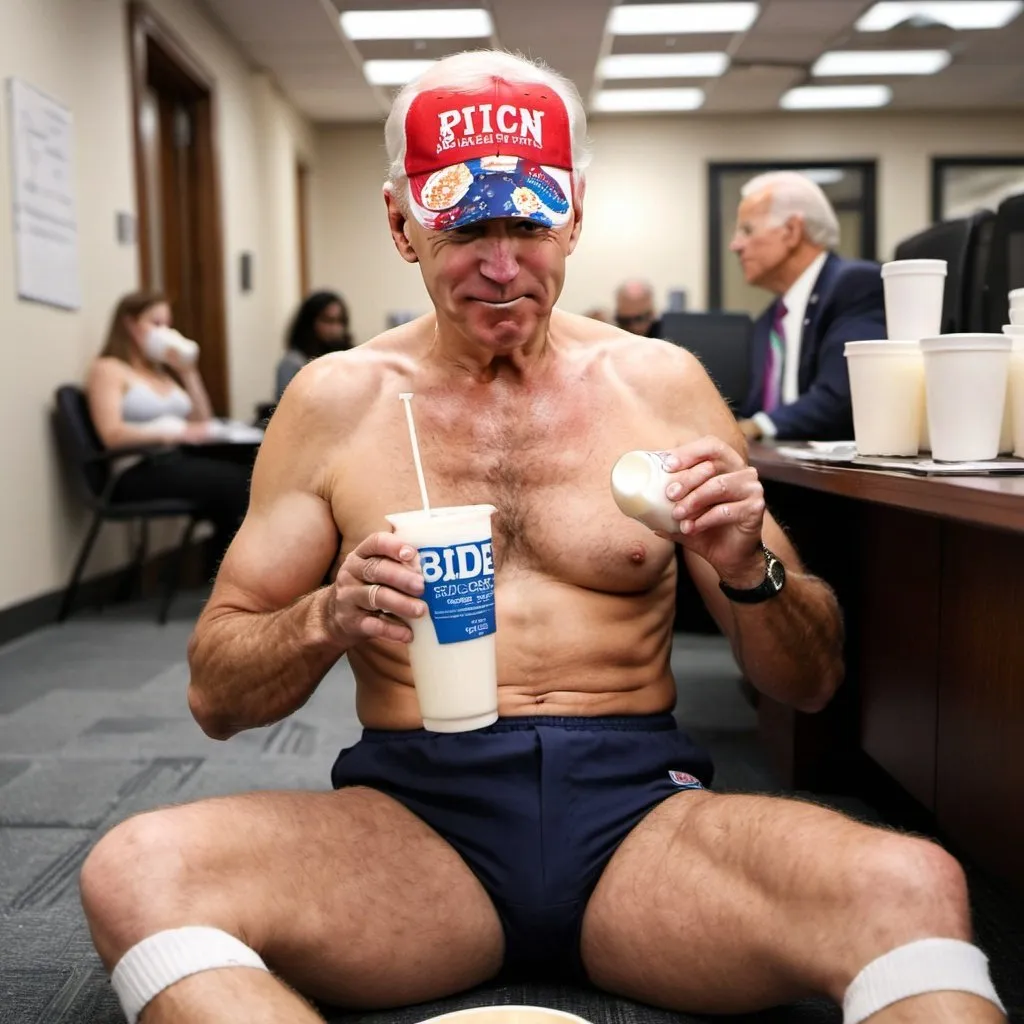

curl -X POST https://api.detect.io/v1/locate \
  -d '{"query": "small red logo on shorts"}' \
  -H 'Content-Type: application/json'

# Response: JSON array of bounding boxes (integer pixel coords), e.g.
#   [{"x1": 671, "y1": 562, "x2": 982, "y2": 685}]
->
[{"x1": 668, "y1": 770, "x2": 702, "y2": 789}]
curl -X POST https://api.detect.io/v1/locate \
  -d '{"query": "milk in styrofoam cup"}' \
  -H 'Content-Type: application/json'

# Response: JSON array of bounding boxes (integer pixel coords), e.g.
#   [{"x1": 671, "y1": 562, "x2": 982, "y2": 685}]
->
[
  {"x1": 844, "y1": 341, "x2": 924, "y2": 457},
  {"x1": 386, "y1": 504, "x2": 499, "y2": 733},
  {"x1": 881, "y1": 259, "x2": 946, "y2": 342},
  {"x1": 920, "y1": 333, "x2": 1011, "y2": 462}
]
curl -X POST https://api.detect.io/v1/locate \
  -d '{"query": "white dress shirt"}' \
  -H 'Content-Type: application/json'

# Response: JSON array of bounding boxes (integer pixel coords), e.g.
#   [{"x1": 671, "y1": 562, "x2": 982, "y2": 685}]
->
[{"x1": 754, "y1": 250, "x2": 829, "y2": 438}]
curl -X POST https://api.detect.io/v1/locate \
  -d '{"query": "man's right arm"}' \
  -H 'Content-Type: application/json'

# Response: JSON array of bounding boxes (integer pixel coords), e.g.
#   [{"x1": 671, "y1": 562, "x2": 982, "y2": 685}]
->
[{"x1": 185, "y1": 359, "x2": 424, "y2": 739}]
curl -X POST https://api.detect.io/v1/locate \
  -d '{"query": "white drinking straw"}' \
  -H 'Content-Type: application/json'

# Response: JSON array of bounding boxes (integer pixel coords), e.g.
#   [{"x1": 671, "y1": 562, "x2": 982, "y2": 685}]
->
[{"x1": 398, "y1": 393, "x2": 431, "y2": 512}]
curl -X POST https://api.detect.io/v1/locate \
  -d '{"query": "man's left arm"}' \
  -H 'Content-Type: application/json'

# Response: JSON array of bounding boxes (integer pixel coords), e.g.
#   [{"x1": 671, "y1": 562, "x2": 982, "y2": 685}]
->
[
  {"x1": 656, "y1": 359, "x2": 844, "y2": 710},
  {"x1": 759, "y1": 267, "x2": 886, "y2": 441}
]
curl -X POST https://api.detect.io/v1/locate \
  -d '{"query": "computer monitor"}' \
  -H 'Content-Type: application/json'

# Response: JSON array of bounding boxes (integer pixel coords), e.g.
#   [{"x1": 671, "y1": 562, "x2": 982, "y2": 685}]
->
[{"x1": 658, "y1": 312, "x2": 753, "y2": 411}]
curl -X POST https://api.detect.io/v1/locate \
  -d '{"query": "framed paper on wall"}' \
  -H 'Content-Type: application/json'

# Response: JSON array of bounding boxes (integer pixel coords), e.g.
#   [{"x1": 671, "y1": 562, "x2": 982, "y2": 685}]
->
[{"x1": 6, "y1": 77, "x2": 81, "y2": 310}]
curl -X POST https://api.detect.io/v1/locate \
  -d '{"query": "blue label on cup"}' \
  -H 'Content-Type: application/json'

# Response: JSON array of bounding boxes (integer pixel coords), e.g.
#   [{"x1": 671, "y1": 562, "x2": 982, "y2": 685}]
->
[{"x1": 418, "y1": 538, "x2": 496, "y2": 645}]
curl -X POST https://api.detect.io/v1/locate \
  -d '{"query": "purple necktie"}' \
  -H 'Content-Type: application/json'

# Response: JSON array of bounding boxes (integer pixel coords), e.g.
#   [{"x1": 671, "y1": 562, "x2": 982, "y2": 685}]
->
[{"x1": 762, "y1": 300, "x2": 787, "y2": 414}]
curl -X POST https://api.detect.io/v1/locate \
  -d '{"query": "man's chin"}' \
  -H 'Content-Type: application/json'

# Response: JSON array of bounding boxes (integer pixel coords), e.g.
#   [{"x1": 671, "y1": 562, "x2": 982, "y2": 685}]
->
[{"x1": 467, "y1": 305, "x2": 541, "y2": 345}]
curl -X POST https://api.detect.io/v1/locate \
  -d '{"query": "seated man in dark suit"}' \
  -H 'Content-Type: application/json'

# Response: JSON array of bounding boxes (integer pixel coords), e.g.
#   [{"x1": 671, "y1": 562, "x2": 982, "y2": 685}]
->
[{"x1": 733, "y1": 171, "x2": 885, "y2": 441}]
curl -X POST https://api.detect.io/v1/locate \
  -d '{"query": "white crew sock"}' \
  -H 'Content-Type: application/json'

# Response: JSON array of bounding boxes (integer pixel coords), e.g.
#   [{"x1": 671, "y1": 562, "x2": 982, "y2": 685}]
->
[
  {"x1": 111, "y1": 925, "x2": 268, "y2": 1023},
  {"x1": 843, "y1": 937, "x2": 1005, "y2": 1024}
]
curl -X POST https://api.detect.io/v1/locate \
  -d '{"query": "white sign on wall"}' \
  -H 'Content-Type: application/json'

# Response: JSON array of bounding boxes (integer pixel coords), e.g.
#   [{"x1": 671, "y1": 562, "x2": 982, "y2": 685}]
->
[{"x1": 7, "y1": 78, "x2": 81, "y2": 310}]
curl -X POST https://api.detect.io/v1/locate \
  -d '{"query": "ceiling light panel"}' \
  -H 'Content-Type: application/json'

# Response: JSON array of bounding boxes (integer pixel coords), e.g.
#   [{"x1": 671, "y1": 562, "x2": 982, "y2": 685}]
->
[
  {"x1": 608, "y1": 3, "x2": 760, "y2": 35},
  {"x1": 600, "y1": 52, "x2": 730, "y2": 78},
  {"x1": 855, "y1": 1, "x2": 1024, "y2": 32},
  {"x1": 363, "y1": 60, "x2": 437, "y2": 86},
  {"x1": 813, "y1": 49, "x2": 951, "y2": 75},
  {"x1": 340, "y1": 8, "x2": 493, "y2": 40},
  {"x1": 593, "y1": 87, "x2": 706, "y2": 112},
  {"x1": 780, "y1": 84, "x2": 893, "y2": 109}
]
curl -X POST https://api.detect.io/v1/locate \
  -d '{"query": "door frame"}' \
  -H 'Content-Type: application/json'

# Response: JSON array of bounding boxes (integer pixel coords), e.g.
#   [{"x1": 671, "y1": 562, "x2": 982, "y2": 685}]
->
[{"x1": 127, "y1": 1, "x2": 229, "y2": 414}]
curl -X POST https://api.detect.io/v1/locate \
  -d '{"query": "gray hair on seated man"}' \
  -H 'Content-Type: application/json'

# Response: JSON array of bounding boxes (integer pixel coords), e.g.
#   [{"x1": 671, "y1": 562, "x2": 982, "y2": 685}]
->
[
  {"x1": 740, "y1": 170, "x2": 840, "y2": 250},
  {"x1": 383, "y1": 50, "x2": 592, "y2": 213}
]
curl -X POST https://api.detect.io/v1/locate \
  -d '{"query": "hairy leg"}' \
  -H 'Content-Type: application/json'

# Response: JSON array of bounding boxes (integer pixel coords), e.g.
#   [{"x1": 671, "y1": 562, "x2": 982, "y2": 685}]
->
[
  {"x1": 581, "y1": 791, "x2": 1003, "y2": 1023},
  {"x1": 81, "y1": 787, "x2": 504, "y2": 1022}
]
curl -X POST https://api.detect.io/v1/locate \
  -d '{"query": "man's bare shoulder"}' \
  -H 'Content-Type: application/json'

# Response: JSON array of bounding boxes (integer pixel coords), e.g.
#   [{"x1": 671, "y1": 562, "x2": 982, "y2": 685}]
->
[
  {"x1": 555, "y1": 309, "x2": 744, "y2": 449},
  {"x1": 556, "y1": 309, "x2": 708, "y2": 391}
]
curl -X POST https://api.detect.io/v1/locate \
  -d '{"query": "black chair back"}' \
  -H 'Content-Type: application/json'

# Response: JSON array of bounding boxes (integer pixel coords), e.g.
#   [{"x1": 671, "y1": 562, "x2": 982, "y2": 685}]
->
[
  {"x1": 964, "y1": 213, "x2": 996, "y2": 332},
  {"x1": 984, "y1": 191, "x2": 1024, "y2": 332},
  {"x1": 53, "y1": 385, "x2": 110, "y2": 509},
  {"x1": 658, "y1": 312, "x2": 753, "y2": 411}
]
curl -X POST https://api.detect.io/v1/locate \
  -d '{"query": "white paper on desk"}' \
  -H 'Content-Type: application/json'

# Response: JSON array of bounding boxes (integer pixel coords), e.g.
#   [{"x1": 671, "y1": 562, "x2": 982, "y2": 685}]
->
[
  {"x1": 807, "y1": 441, "x2": 857, "y2": 453},
  {"x1": 853, "y1": 456, "x2": 1024, "y2": 475},
  {"x1": 776, "y1": 445, "x2": 856, "y2": 463},
  {"x1": 206, "y1": 419, "x2": 264, "y2": 444}
]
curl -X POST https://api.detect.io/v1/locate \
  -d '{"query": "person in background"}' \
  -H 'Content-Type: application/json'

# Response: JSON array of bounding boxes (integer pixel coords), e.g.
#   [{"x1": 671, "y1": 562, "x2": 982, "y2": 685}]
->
[
  {"x1": 276, "y1": 291, "x2": 351, "y2": 400},
  {"x1": 614, "y1": 279, "x2": 662, "y2": 338},
  {"x1": 732, "y1": 171, "x2": 885, "y2": 442},
  {"x1": 86, "y1": 290, "x2": 250, "y2": 574},
  {"x1": 583, "y1": 306, "x2": 612, "y2": 324}
]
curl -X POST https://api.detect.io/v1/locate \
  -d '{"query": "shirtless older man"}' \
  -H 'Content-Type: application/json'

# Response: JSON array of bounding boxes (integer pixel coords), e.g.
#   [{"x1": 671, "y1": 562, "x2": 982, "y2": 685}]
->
[{"x1": 80, "y1": 50, "x2": 1006, "y2": 1024}]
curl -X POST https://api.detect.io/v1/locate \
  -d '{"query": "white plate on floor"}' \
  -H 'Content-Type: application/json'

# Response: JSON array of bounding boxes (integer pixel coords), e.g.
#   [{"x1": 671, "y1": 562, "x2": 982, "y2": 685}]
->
[{"x1": 418, "y1": 1007, "x2": 593, "y2": 1024}]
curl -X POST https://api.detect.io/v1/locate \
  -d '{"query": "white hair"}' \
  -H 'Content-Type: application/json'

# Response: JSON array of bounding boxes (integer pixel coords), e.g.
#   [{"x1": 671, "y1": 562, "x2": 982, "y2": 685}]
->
[
  {"x1": 384, "y1": 49, "x2": 591, "y2": 210},
  {"x1": 741, "y1": 170, "x2": 841, "y2": 249}
]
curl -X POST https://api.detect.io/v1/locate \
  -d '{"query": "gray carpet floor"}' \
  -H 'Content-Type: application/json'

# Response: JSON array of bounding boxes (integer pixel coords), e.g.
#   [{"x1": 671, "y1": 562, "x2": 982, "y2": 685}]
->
[{"x1": 0, "y1": 590, "x2": 1020, "y2": 1023}]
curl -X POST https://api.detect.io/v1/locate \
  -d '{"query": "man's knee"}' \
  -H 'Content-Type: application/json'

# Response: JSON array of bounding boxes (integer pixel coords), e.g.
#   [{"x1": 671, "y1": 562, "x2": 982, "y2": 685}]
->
[
  {"x1": 81, "y1": 809, "x2": 201, "y2": 965},
  {"x1": 849, "y1": 831, "x2": 971, "y2": 939}
]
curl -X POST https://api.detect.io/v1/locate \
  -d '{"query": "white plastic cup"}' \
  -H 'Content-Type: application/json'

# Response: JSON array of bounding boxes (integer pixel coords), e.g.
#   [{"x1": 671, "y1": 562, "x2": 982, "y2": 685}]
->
[
  {"x1": 881, "y1": 259, "x2": 947, "y2": 341},
  {"x1": 1009, "y1": 339, "x2": 1024, "y2": 459},
  {"x1": 384, "y1": 505, "x2": 499, "y2": 733},
  {"x1": 1009, "y1": 287, "x2": 1024, "y2": 306},
  {"x1": 610, "y1": 450, "x2": 679, "y2": 534},
  {"x1": 144, "y1": 326, "x2": 200, "y2": 366},
  {"x1": 843, "y1": 341, "x2": 924, "y2": 457},
  {"x1": 1010, "y1": 307, "x2": 1024, "y2": 327},
  {"x1": 1004, "y1": 327, "x2": 1024, "y2": 458},
  {"x1": 920, "y1": 334, "x2": 1012, "y2": 462}
]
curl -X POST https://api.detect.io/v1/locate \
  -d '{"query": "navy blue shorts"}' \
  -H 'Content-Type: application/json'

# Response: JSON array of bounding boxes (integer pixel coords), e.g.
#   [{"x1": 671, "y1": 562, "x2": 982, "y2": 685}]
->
[{"x1": 329, "y1": 713, "x2": 713, "y2": 981}]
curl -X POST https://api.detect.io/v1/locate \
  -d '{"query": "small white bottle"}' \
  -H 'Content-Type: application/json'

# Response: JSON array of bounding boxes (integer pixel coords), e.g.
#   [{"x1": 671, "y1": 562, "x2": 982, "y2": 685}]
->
[{"x1": 610, "y1": 450, "x2": 680, "y2": 534}]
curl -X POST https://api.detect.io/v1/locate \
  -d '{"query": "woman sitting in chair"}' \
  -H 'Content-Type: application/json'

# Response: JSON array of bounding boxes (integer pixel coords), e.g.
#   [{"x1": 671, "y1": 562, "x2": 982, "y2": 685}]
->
[
  {"x1": 275, "y1": 290, "x2": 351, "y2": 400},
  {"x1": 86, "y1": 290, "x2": 250, "y2": 576}
]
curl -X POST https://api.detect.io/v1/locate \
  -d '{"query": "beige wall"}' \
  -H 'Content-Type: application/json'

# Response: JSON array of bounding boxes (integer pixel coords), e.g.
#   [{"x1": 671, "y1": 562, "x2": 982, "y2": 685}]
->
[
  {"x1": 0, "y1": 0, "x2": 312, "y2": 613},
  {"x1": 312, "y1": 112, "x2": 1024, "y2": 338}
]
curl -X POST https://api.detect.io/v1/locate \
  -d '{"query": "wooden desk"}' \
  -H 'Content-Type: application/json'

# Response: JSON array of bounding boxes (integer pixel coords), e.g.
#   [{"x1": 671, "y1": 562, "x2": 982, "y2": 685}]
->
[{"x1": 748, "y1": 443, "x2": 1024, "y2": 896}]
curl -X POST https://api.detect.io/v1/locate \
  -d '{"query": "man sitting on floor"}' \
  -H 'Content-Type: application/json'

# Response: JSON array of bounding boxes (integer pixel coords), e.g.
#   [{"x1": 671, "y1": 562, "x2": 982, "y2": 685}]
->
[{"x1": 80, "y1": 49, "x2": 1006, "y2": 1024}]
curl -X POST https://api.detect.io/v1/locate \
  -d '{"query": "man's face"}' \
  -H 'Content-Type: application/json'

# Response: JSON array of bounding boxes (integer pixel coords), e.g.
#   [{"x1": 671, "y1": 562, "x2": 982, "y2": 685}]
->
[
  {"x1": 615, "y1": 293, "x2": 655, "y2": 336},
  {"x1": 388, "y1": 192, "x2": 583, "y2": 352},
  {"x1": 729, "y1": 190, "x2": 797, "y2": 290}
]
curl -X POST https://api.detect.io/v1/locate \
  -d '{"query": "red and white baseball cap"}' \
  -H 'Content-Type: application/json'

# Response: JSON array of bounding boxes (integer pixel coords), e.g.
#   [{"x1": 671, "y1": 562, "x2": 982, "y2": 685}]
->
[{"x1": 403, "y1": 77, "x2": 574, "y2": 232}]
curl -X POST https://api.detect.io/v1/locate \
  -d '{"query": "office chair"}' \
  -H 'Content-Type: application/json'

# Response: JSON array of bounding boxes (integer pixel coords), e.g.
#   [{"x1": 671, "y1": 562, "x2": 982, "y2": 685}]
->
[
  {"x1": 894, "y1": 210, "x2": 994, "y2": 334},
  {"x1": 52, "y1": 385, "x2": 204, "y2": 624},
  {"x1": 657, "y1": 311, "x2": 753, "y2": 411},
  {"x1": 983, "y1": 191, "x2": 1024, "y2": 333},
  {"x1": 963, "y1": 212, "x2": 996, "y2": 333}
]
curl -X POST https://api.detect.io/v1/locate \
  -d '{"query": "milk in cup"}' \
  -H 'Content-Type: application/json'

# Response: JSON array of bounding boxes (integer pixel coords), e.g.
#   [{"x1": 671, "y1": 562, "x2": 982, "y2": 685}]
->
[{"x1": 386, "y1": 505, "x2": 499, "y2": 733}]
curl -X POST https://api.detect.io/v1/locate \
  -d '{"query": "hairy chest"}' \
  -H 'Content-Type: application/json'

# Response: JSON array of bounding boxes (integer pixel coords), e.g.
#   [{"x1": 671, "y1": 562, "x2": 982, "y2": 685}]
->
[{"x1": 334, "y1": 377, "x2": 679, "y2": 592}]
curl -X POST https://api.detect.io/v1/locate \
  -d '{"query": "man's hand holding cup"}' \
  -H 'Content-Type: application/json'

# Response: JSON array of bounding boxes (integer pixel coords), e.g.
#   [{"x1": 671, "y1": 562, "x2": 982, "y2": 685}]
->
[
  {"x1": 658, "y1": 436, "x2": 768, "y2": 590},
  {"x1": 326, "y1": 533, "x2": 426, "y2": 645}
]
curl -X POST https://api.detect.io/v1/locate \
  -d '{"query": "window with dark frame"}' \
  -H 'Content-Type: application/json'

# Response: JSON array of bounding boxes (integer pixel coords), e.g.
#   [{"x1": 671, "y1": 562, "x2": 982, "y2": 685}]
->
[{"x1": 931, "y1": 157, "x2": 1024, "y2": 223}]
